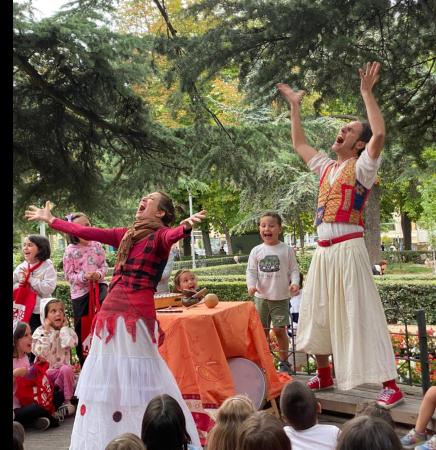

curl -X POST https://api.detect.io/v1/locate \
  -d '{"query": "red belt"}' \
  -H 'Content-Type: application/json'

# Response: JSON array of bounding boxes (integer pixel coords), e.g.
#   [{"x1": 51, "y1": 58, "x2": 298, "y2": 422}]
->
[{"x1": 317, "y1": 232, "x2": 364, "y2": 247}]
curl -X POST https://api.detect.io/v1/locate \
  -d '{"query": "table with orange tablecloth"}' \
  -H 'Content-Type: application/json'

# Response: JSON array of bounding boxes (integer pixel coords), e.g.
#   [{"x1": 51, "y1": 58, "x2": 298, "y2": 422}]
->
[{"x1": 157, "y1": 300, "x2": 288, "y2": 409}]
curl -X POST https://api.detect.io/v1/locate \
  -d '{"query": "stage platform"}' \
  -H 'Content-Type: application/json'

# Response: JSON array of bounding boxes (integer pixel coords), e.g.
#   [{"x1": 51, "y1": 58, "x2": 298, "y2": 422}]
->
[{"x1": 292, "y1": 374, "x2": 436, "y2": 431}]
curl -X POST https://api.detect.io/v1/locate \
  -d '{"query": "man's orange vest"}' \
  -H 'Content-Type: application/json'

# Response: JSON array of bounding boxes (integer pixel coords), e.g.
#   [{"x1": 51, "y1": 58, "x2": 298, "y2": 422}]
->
[{"x1": 315, "y1": 158, "x2": 370, "y2": 227}]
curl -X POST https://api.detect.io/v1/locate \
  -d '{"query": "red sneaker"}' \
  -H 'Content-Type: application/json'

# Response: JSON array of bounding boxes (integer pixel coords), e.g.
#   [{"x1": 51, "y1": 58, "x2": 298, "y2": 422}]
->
[
  {"x1": 376, "y1": 387, "x2": 404, "y2": 409},
  {"x1": 306, "y1": 375, "x2": 334, "y2": 391}
]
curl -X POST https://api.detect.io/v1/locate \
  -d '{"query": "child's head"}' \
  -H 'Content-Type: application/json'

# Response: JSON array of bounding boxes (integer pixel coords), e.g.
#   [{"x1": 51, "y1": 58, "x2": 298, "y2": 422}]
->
[
  {"x1": 280, "y1": 380, "x2": 318, "y2": 430},
  {"x1": 298, "y1": 273, "x2": 304, "y2": 289},
  {"x1": 13, "y1": 321, "x2": 32, "y2": 358},
  {"x1": 237, "y1": 411, "x2": 291, "y2": 450},
  {"x1": 135, "y1": 192, "x2": 176, "y2": 226},
  {"x1": 141, "y1": 394, "x2": 192, "y2": 450},
  {"x1": 13, "y1": 421, "x2": 25, "y2": 448},
  {"x1": 258, "y1": 212, "x2": 282, "y2": 246},
  {"x1": 22, "y1": 235, "x2": 51, "y2": 263},
  {"x1": 336, "y1": 416, "x2": 402, "y2": 450},
  {"x1": 173, "y1": 269, "x2": 198, "y2": 293},
  {"x1": 357, "y1": 403, "x2": 395, "y2": 429},
  {"x1": 65, "y1": 213, "x2": 91, "y2": 244},
  {"x1": 40, "y1": 298, "x2": 66, "y2": 330},
  {"x1": 105, "y1": 433, "x2": 145, "y2": 450},
  {"x1": 207, "y1": 395, "x2": 256, "y2": 450},
  {"x1": 379, "y1": 260, "x2": 388, "y2": 275}
]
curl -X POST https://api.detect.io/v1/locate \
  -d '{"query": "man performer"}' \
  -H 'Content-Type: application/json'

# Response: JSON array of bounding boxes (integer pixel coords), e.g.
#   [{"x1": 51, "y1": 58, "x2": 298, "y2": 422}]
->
[{"x1": 276, "y1": 62, "x2": 403, "y2": 408}]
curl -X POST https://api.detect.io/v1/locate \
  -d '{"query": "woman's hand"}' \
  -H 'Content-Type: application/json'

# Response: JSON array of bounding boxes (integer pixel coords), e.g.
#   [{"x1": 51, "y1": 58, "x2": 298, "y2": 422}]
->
[
  {"x1": 180, "y1": 210, "x2": 207, "y2": 230},
  {"x1": 25, "y1": 201, "x2": 55, "y2": 224}
]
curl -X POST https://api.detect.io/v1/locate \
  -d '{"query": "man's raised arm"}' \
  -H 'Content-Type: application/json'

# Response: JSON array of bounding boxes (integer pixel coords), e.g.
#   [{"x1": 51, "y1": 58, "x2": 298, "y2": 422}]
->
[
  {"x1": 276, "y1": 83, "x2": 318, "y2": 164},
  {"x1": 359, "y1": 62, "x2": 385, "y2": 160}
]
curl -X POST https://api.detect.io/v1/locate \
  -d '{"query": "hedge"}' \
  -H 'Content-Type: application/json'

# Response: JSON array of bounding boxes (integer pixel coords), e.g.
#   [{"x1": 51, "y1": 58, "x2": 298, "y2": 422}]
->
[{"x1": 55, "y1": 278, "x2": 436, "y2": 325}]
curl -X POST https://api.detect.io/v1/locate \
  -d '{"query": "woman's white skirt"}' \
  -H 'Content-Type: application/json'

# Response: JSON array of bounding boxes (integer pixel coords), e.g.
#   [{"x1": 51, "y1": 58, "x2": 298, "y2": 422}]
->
[
  {"x1": 296, "y1": 238, "x2": 397, "y2": 390},
  {"x1": 69, "y1": 317, "x2": 201, "y2": 450}
]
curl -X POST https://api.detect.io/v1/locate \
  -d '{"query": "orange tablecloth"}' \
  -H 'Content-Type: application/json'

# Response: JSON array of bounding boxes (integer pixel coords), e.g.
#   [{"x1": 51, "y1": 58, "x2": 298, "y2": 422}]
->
[{"x1": 157, "y1": 301, "x2": 288, "y2": 409}]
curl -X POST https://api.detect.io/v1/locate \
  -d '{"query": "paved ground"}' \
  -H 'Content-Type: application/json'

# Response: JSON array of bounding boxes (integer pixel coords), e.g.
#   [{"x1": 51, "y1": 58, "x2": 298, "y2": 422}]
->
[{"x1": 25, "y1": 416, "x2": 74, "y2": 450}]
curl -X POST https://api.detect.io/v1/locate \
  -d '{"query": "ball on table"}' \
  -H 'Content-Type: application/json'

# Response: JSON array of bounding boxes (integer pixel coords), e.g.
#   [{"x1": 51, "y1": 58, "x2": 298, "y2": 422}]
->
[{"x1": 204, "y1": 293, "x2": 219, "y2": 308}]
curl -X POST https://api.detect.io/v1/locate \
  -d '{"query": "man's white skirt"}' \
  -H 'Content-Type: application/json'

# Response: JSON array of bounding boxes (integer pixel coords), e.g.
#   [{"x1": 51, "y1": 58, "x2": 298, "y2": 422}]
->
[{"x1": 297, "y1": 238, "x2": 398, "y2": 390}]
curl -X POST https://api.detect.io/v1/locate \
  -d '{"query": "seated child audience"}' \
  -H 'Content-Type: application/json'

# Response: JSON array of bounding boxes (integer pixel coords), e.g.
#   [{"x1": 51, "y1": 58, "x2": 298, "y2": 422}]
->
[
  {"x1": 280, "y1": 380, "x2": 339, "y2": 450},
  {"x1": 13, "y1": 321, "x2": 59, "y2": 430},
  {"x1": 105, "y1": 433, "x2": 146, "y2": 450},
  {"x1": 237, "y1": 411, "x2": 291, "y2": 450},
  {"x1": 13, "y1": 421, "x2": 25, "y2": 450},
  {"x1": 141, "y1": 394, "x2": 202, "y2": 450},
  {"x1": 32, "y1": 298, "x2": 78, "y2": 417},
  {"x1": 336, "y1": 415, "x2": 402, "y2": 450},
  {"x1": 357, "y1": 402, "x2": 395, "y2": 429},
  {"x1": 400, "y1": 386, "x2": 436, "y2": 449},
  {"x1": 207, "y1": 394, "x2": 256, "y2": 450}
]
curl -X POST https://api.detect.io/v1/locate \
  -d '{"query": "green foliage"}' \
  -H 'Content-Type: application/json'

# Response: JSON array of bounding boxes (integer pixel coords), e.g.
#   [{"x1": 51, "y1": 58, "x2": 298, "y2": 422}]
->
[{"x1": 13, "y1": 1, "x2": 187, "y2": 222}]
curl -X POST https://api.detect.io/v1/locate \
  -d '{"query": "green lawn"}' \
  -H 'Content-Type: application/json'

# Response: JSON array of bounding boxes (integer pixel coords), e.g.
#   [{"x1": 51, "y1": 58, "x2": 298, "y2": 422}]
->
[{"x1": 385, "y1": 263, "x2": 434, "y2": 276}]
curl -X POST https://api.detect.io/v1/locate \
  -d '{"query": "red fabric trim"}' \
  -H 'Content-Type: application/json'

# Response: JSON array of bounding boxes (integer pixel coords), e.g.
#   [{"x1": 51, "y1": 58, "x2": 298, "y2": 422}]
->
[{"x1": 317, "y1": 232, "x2": 364, "y2": 247}]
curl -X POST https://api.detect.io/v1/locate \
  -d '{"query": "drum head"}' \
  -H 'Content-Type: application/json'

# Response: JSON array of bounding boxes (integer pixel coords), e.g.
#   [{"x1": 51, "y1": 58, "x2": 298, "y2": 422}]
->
[{"x1": 227, "y1": 357, "x2": 266, "y2": 410}]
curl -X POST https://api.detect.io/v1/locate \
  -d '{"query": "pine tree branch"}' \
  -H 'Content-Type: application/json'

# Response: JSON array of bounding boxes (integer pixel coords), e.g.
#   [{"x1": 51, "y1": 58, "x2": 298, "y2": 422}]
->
[{"x1": 13, "y1": 50, "x2": 160, "y2": 151}]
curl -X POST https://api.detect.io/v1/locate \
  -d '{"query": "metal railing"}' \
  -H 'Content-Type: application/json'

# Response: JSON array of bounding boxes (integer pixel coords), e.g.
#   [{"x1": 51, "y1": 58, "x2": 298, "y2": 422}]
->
[{"x1": 267, "y1": 308, "x2": 435, "y2": 394}]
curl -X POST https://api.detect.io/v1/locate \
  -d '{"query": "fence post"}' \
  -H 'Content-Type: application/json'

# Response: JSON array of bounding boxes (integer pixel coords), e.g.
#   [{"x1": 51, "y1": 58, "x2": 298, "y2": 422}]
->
[{"x1": 416, "y1": 309, "x2": 430, "y2": 394}]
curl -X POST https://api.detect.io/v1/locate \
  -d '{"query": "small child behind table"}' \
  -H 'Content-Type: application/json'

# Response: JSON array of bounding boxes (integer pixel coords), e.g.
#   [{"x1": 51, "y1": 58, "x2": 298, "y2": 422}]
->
[
  {"x1": 32, "y1": 298, "x2": 78, "y2": 417},
  {"x1": 173, "y1": 269, "x2": 199, "y2": 293},
  {"x1": 246, "y1": 212, "x2": 300, "y2": 374},
  {"x1": 280, "y1": 380, "x2": 340, "y2": 450}
]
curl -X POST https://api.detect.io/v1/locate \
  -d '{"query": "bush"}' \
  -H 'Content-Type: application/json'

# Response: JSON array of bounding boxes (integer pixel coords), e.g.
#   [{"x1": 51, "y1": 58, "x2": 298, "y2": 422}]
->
[
  {"x1": 173, "y1": 255, "x2": 249, "y2": 270},
  {"x1": 382, "y1": 250, "x2": 432, "y2": 264}
]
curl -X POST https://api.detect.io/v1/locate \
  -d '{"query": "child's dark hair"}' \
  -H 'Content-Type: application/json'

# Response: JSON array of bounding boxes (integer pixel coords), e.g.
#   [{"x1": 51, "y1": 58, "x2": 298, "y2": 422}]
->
[
  {"x1": 157, "y1": 191, "x2": 176, "y2": 226},
  {"x1": 141, "y1": 394, "x2": 191, "y2": 450},
  {"x1": 336, "y1": 416, "x2": 402, "y2": 450},
  {"x1": 357, "y1": 403, "x2": 395, "y2": 429},
  {"x1": 236, "y1": 411, "x2": 291, "y2": 450},
  {"x1": 280, "y1": 380, "x2": 317, "y2": 430},
  {"x1": 259, "y1": 212, "x2": 282, "y2": 226},
  {"x1": 173, "y1": 269, "x2": 195, "y2": 293},
  {"x1": 44, "y1": 298, "x2": 65, "y2": 319},
  {"x1": 13, "y1": 321, "x2": 29, "y2": 358},
  {"x1": 64, "y1": 212, "x2": 89, "y2": 244},
  {"x1": 26, "y1": 234, "x2": 51, "y2": 261},
  {"x1": 357, "y1": 122, "x2": 372, "y2": 156}
]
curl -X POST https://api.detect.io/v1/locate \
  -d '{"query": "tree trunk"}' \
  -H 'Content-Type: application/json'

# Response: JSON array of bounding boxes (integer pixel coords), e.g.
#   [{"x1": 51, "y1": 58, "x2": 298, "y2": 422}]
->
[
  {"x1": 182, "y1": 236, "x2": 191, "y2": 257},
  {"x1": 401, "y1": 212, "x2": 412, "y2": 250},
  {"x1": 221, "y1": 222, "x2": 233, "y2": 255},
  {"x1": 298, "y1": 217, "x2": 305, "y2": 252},
  {"x1": 201, "y1": 227, "x2": 213, "y2": 257},
  {"x1": 364, "y1": 183, "x2": 381, "y2": 265}
]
